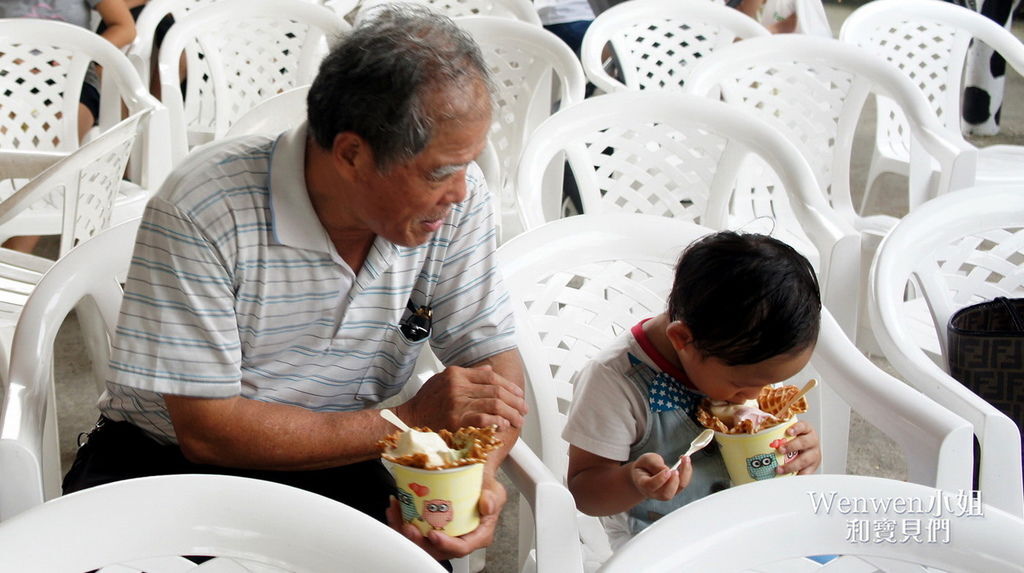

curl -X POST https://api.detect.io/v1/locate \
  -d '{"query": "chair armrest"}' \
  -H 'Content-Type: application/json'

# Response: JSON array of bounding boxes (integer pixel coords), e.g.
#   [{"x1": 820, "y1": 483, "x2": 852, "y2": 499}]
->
[
  {"x1": 502, "y1": 440, "x2": 585, "y2": 573},
  {"x1": 815, "y1": 312, "x2": 975, "y2": 493},
  {"x1": 0, "y1": 383, "x2": 47, "y2": 521},
  {"x1": 0, "y1": 151, "x2": 66, "y2": 182}
]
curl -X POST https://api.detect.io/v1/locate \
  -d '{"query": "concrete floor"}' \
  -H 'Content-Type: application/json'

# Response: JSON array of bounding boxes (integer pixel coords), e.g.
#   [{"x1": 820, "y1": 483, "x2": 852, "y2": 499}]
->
[{"x1": 5, "y1": 0, "x2": 1023, "y2": 571}]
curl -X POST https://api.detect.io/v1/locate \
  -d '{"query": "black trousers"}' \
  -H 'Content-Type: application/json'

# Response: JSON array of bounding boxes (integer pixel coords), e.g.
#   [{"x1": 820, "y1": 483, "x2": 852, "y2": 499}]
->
[{"x1": 63, "y1": 417, "x2": 397, "y2": 524}]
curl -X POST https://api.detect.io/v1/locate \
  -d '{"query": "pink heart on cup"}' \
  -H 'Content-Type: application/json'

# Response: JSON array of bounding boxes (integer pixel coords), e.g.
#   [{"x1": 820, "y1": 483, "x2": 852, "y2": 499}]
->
[{"x1": 409, "y1": 482, "x2": 430, "y2": 497}]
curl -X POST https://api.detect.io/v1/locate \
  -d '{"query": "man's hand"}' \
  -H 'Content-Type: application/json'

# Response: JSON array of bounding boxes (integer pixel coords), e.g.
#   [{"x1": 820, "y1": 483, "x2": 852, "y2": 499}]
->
[
  {"x1": 629, "y1": 452, "x2": 693, "y2": 501},
  {"x1": 386, "y1": 471, "x2": 507, "y2": 560},
  {"x1": 776, "y1": 420, "x2": 821, "y2": 475},
  {"x1": 397, "y1": 364, "x2": 527, "y2": 431}
]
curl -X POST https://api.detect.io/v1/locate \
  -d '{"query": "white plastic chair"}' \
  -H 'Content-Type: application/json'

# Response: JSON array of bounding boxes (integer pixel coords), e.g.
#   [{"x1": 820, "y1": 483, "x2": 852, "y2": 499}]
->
[
  {"x1": 156, "y1": 0, "x2": 349, "y2": 164},
  {"x1": 0, "y1": 219, "x2": 141, "y2": 520},
  {"x1": 684, "y1": 34, "x2": 978, "y2": 350},
  {"x1": 869, "y1": 185, "x2": 1024, "y2": 518},
  {"x1": 841, "y1": 0, "x2": 1024, "y2": 207},
  {"x1": 0, "y1": 113, "x2": 150, "y2": 390},
  {"x1": 580, "y1": 0, "x2": 769, "y2": 95},
  {"x1": 129, "y1": 0, "x2": 351, "y2": 89},
  {"x1": 356, "y1": 0, "x2": 542, "y2": 26},
  {"x1": 0, "y1": 473, "x2": 447, "y2": 572},
  {"x1": 600, "y1": 474, "x2": 1024, "y2": 573},
  {"x1": 498, "y1": 213, "x2": 972, "y2": 569},
  {"x1": 513, "y1": 90, "x2": 862, "y2": 338},
  {"x1": 455, "y1": 16, "x2": 586, "y2": 242},
  {"x1": 0, "y1": 19, "x2": 172, "y2": 244}
]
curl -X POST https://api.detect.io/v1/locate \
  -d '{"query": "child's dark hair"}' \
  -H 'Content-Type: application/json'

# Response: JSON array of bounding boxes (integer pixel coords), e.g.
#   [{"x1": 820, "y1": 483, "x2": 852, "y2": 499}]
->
[{"x1": 667, "y1": 231, "x2": 821, "y2": 365}]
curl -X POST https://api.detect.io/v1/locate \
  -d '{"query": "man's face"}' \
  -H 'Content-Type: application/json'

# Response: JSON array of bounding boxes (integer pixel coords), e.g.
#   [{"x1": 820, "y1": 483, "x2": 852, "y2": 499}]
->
[{"x1": 344, "y1": 84, "x2": 492, "y2": 248}]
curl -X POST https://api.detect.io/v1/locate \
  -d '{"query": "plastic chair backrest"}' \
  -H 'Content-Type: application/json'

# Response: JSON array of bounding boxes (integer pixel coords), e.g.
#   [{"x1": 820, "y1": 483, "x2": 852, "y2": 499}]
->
[
  {"x1": 514, "y1": 90, "x2": 861, "y2": 337},
  {"x1": 356, "y1": 0, "x2": 542, "y2": 25},
  {"x1": 0, "y1": 112, "x2": 148, "y2": 256},
  {"x1": 0, "y1": 473, "x2": 448, "y2": 572},
  {"x1": 499, "y1": 213, "x2": 974, "y2": 561},
  {"x1": 157, "y1": 0, "x2": 349, "y2": 163},
  {"x1": 0, "y1": 219, "x2": 140, "y2": 520},
  {"x1": 0, "y1": 19, "x2": 170, "y2": 191},
  {"x1": 600, "y1": 474, "x2": 1024, "y2": 572},
  {"x1": 869, "y1": 185, "x2": 1024, "y2": 517},
  {"x1": 686, "y1": 34, "x2": 978, "y2": 215},
  {"x1": 130, "y1": 0, "x2": 350, "y2": 87},
  {"x1": 580, "y1": 0, "x2": 769, "y2": 94},
  {"x1": 840, "y1": 0, "x2": 1024, "y2": 195},
  {"x1": 223, "y1": 85, "x2": 311, "y2": 139},
  {"x1": 455, "y1": 16, "x2": 586, "y2": 240}
]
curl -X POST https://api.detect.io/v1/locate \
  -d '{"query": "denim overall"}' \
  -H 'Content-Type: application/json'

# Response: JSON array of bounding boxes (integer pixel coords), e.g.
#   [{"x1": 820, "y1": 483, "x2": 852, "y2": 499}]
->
[{"x1": 623, "y1": 355, "x2": 731, "y2": 534}]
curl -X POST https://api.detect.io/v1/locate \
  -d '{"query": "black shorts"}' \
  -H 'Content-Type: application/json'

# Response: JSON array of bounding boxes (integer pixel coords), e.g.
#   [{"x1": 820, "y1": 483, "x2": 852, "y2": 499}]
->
[
  {"x1": 63, "y1": 417, "x2": 398, "y2": 524},
  {"x1": 79, "y1": 80, "x2": 101, "y2": 123}
]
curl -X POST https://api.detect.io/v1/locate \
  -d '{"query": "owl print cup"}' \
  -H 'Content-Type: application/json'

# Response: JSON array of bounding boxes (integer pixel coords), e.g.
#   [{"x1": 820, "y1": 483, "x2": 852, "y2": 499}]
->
[
  {"x1": 714, "y1": 417, "x2": 799, "y2": 486},
  {"x1": 385, "y1": 461, "x2": 485, "y2": 537}
]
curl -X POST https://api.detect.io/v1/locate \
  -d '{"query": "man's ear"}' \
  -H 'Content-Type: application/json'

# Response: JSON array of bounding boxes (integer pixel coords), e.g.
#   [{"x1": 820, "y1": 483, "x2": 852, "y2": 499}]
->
[
  {"x1": 666, "y1": 320, "x2": 694, "y2": 353},
  {"x1": 331, "y1": 132, "x2": 367, "y2": 178}
]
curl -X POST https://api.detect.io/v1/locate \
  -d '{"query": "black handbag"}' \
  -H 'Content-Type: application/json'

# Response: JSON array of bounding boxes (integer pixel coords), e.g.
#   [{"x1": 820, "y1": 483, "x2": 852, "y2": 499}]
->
[{"x1": 946, "y1": 296, "x2": 1024, "y2": 483}]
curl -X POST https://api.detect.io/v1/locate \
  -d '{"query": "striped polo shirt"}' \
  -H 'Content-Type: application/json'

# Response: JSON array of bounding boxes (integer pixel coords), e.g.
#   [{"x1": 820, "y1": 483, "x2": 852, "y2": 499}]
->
[{"x1": 98, "y1": 123, "x2": 516, "y2": 443}]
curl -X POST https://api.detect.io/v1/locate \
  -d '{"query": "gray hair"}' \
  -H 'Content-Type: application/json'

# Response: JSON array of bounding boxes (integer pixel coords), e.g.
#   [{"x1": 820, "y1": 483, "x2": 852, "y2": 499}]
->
[{"x1": 306, "y1": 5, "x2": 494, "y2": 171}]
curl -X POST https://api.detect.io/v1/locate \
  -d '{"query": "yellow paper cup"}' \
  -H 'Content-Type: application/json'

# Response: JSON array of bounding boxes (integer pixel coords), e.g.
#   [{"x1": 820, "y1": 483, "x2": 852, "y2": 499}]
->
[
  {"x1": 386, "y1": 461, "x2": 485, "y2": 537},
  {"x1": 714, "y1": 417, "x2": 799, "y2": 486}
]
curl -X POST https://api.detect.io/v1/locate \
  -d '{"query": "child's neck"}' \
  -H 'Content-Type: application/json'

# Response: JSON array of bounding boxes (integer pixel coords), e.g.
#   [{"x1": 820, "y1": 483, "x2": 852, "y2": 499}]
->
[{"x1": 642, "y1": 313, "x2": 684, "y2": 371}]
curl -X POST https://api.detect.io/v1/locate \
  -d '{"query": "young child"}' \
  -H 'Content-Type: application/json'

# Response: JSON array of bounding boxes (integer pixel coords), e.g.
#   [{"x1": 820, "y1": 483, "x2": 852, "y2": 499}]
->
[{"x1": 562, "y1": 231, "x2": 823, "y2": 550}]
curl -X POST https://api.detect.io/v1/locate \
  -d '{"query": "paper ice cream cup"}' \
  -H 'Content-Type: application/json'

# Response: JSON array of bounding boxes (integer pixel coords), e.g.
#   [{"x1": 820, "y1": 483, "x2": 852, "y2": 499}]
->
[
  {"x1": 386, "y1": 461, "x2": 485, "y2": 537},
  {"x1": 714, "y1": 417, "x2": 799, "y2": 486}
]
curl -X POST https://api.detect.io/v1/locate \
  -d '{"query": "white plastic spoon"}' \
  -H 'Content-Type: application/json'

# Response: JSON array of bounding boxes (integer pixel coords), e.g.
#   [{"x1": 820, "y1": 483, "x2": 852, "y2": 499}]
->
[
  {"x1": 380, "y1": 408, "x2": 411, "y2": 432},
  {"x1": 670, "y1": 428, "x2": 715, "y2": 470}
]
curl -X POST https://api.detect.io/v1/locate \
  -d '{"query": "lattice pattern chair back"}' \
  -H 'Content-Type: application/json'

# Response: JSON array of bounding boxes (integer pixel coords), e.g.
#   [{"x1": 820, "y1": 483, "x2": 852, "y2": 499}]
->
[
  {"x1": 129, "y1": 0, "x2": 350, "y2": 87},
  {"x1": 455, "y1": 16, "x2": 585, "y2": 241},
  {"x1": 157, "y1": 0, "x2": 349, "y2": 163},
  {"x1": 0, "y1": 20, "x2": 162, "y2": 151},
  {"x1": 515, "y1": 90, "x2": 861, "y2": 336},
  {"x1": 580, "y1": 0, "x2": 769, "y2": 95},
  {"x1": 355, "y1": 0, "x2": 542, "y2": 25},
  {"x1": 869, "y1": 186, "x2": 1024, "y2": 517},
  {"x1": 0, "y1": 33, "x2": 82, "y2": 153},
  {"x1": 0, "y1": 19, "x2": 171, "y2": 245},
  {"x1": 841, "y1": 0, "x2": 1024, "y2": 203},
  {"x1": 686, "y1": 34, "x2": 977, "y2": 221}
]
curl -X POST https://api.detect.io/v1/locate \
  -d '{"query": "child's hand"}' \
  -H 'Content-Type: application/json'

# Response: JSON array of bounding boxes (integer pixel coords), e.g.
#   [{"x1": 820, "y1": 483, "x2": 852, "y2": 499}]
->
[
  {"x1": 629, "y1": 452, "x2": 693, "y2": 501},
  {"x1": 776, "y1": 420, "x2": 821, "y2": 475}
]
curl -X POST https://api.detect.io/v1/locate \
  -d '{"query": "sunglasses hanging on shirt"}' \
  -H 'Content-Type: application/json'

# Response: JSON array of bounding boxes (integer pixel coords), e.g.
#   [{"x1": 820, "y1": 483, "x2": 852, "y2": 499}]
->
[{"x1": 400, "y1": 299, "x2": 432, "y2": 341}]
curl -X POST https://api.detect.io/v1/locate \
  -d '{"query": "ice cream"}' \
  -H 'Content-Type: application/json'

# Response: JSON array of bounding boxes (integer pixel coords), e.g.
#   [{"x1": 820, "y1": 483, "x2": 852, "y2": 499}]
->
[
  {"x1": 379, "y1": 425, "x2": 501, "y2": 470},
  {"x1": 697, "y1": 384, "x2": 808, "y2": 434},
  {"x1": 708, "y1": 399, "x2": 777, "y2": 428},
  {"x1": 388, "y1": 429, "x2": 460, "y2": 468}
]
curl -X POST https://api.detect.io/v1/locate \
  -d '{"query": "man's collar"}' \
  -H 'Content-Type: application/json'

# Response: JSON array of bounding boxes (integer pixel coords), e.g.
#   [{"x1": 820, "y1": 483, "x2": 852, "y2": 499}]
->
[{"x1": 269, "y1": 121, "x2": 333, "y2": 254}]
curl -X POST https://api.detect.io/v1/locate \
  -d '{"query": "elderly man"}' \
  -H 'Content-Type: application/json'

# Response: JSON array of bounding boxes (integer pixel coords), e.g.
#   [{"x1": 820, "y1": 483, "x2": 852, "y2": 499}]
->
[{"x1": 63, "y1": 7, "x2": 526, "y2": 562}]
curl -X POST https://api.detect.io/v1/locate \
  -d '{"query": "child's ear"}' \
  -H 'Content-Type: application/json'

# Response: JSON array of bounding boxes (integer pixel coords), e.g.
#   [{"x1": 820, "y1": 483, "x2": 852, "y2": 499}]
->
[{"x1": 666, "y1": 320, "x2": 694, "y2": 352}]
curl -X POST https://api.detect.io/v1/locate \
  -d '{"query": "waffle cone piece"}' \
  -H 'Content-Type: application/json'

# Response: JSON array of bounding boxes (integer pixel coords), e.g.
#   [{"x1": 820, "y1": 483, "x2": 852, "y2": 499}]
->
[
  {"x1": 379, "y1": 425, "x2": 501, "y2": 469},
  {"x1": 697, "y1": 384, "x2": 809, "y2": 434}
]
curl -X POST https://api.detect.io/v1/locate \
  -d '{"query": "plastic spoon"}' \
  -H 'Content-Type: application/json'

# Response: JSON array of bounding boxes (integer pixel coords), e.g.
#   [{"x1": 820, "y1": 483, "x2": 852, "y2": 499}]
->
[
  {"x1": 670, "y1": 429, "x2": 715, "y2": 470},
  {"x1": 776, "y1": 378, "x2": 818, "y2": 417},
  {"x1": 380, "y1": 408, "x2": 411, "y2": 432}
]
